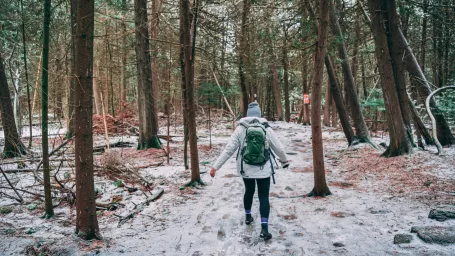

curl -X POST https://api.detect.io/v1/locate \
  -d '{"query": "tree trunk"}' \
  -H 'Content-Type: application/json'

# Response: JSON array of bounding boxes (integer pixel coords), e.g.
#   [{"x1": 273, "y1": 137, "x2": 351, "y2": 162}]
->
[
  {"x1": 266, "y1": 75, "x2": 272, "y2": 119},
  {"x1": 352, "y1": 8, "x2": 360, "y2": 95},
  {"x1": 389, "y1": 4, "x2": 455, "y2": 146},
  {"x1": 150, "y1": 0, "x2": 163, "y2": 114},
  {"x1": 74, "y1": 0, "x2": 101, "y2": 240},
  {"x1": 282, "y1": 36, "x2": 291, "y2": 122},
  {"x1": 309, "y1": 0, "x2": 331, "y2": 197},
  {"x1": 360, "y1": 50, "x2": 368, "y2": 99},
  {"x1": 120, "y1": 0, "x2": 127, "y2": 104},
  {"x1": 331, "y1": 96, "x2": 337, "y2": 127},
  {"x1": 434, "y1": 12, "x2": 444, "y2": 88},
  {"x1": 442, "y1": 0, "x2": 450, "y2": 87},
  {"x1": 179, "y1": 4, "x2": 189, "y2": 170},
  {"x1": 329, "y1": 0, "x2": 371, "y2": 143},
  {"x1": 325, "y1": 55, "x2": 355, "y2": 145},
  {"x1": 20, "y1": 0, "x2": 32, "y2": 148},
  {"x1": 0, "y1": 56, "x2": 26, "y2": 158},
  {"x1": 419, "y1": 0, "x2": 428, "y2": 71},
  {"x1": 323, "y1": 79, "x2": 331, "y2": 126},
  {"x1": 181, "y1": 0, "x2": 202, "y2": 184},
  {"x1": 368, "y1": 0, "x2": 412, "y2": 157},
  {"x1": 408, "y1": 97, "x2": 433, "y2": 145},
  {"x1": 41, "y1": 0, "x2": 54, "y2": 218},
  {"x1": 32, "y1": 54, "x2": 42, "y2": 115},
  {"x1": 271, "y1": 63, "x2": 283, "y2": 121},
  {"x1": 134, "y1": 0, "x2": 161, "y2": 149},
  {"x1": 238, "y1": 0, "x2": 250, "y2": 117},
  {"x1": 384, "y1": 0, "x2": 414, "y2": 145},
  {"x1": 93, "y1": 63, "x2": 102, "y2": 115},
  {"x1": 66, "y1": 0, "x2": 76, "y2": 139},
  {"x1": 302, "y1": 56, "x2": 311, "y2": 125}
]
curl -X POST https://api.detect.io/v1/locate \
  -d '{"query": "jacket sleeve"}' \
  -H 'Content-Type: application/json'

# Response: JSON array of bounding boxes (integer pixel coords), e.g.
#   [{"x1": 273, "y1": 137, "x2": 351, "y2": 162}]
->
[
  {"x1": 267, "y1": 128, "x2": 288, "y2": 163},
  {"x1": 213, "y1": 126, "x2": 243, "y2": 170}
]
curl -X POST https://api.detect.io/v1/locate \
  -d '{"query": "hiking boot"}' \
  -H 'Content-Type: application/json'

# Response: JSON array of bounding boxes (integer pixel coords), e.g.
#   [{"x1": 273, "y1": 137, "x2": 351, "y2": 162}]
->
[
  {"x1": 260, "y1": 226, "x2": 272, "y2": 241},
  {"x1": 245, "y1": 214, "x2": 254, "y2": 225}
]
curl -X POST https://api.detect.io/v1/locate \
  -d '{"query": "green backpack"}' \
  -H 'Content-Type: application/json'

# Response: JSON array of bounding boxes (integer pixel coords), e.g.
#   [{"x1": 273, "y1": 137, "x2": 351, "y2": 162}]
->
[{"x1": 241, "y1": 120, "x2": 270, "y2": 167}]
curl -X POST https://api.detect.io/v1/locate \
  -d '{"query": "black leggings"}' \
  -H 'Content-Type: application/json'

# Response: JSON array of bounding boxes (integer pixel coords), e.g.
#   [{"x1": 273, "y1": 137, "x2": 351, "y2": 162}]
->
[{"x1": 243, "y1": 177, "x2": 270, "y2": 218}]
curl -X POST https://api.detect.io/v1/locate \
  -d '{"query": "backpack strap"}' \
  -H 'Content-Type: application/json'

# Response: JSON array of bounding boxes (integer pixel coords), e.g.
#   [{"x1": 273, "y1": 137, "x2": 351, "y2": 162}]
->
[
  {"x1": 270, "y1": 157, "x2": 276, "y2": 184},
  {"x1": 237, "y1": 123, "x2": 248, "y2": 160}
]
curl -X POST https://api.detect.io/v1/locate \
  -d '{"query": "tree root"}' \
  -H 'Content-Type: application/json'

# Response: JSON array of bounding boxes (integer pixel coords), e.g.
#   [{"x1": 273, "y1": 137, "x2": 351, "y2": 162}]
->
[
  {"x1": 349, "y1": 136, "x2": 380, "y2": 150},
  {"x1": 185, "y1": 179, "x2": 205, "y2": 187},
  {"x1": 76, "y1": 230, "x2": 103, "y2": 240},
  {"x1": 307, "y1": 188, "x2": 332, "y2": 197},
  {"x1": 40, "y1": 213, "x2": 54, "y2": 219}
]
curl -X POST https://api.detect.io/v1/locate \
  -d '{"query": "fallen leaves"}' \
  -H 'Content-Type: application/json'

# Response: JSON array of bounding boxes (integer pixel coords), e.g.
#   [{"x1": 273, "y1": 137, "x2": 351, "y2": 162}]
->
[
  {"x1": 283, "y1": 214, "x2": 297, "y2": 220},
  {"x1": 291, "y1": 167, "x2": 313, "y2": 173},
  {"x1": 330, "y1": 212, "x2": 355, "y2": 218},
  {"x1": 328, "y1": 181, "x2": 355, "y2": 188},
  {"x1": 337, "y1": 148, "x2": 455, "y2": 205}
]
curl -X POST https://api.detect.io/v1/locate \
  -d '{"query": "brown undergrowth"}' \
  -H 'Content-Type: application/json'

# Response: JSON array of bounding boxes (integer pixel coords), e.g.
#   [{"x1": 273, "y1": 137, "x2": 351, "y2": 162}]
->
[{"x1": 337, "y1": 148, "x2": 455, "y2": 205}]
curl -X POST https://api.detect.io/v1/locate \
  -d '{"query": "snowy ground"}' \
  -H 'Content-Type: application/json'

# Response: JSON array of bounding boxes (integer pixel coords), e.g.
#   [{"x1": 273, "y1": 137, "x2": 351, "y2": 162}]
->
[{"x1": 1, "y1": 120, "x2": 455, "y2": 255}]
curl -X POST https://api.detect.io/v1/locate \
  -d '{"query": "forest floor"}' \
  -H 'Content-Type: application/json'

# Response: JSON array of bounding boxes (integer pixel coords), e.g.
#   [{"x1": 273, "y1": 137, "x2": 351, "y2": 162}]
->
[{"x1": 1, "y1": 118, "x2": 455, "y2": 256}]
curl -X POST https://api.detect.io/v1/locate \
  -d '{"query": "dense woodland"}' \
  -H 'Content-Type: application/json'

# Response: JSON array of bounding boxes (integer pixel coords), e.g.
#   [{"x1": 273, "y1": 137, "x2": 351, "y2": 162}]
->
[{"x1": 0, "y1": 0, "x2": 454, "y2": 248}]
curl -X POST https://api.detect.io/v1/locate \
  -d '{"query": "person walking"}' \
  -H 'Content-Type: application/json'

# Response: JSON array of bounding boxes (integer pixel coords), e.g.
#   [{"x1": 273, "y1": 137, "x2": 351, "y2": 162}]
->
[{"x1": 210, "y1": 102, "x2": 289, "y2": 241}]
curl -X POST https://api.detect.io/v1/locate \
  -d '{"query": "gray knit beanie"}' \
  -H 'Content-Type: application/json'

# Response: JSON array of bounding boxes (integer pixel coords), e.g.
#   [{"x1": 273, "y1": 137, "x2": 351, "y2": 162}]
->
[{"x1": 246, "y1": 102, "x2": 261, "y2": 117}]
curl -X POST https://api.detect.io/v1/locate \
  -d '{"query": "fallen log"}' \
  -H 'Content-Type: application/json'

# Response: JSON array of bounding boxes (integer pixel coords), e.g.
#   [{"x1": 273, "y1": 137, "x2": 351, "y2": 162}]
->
[
  {"x1": 93, "y1": 141, "x2": 135, "y2": 152},
  {"x1": 33, "y1": 137, "x2": 73, "y2": 183},
  {"x1": 0, "y1": 166, "x2": 23, "y2": 203},
  {"x1": 0, "y1": 186, "x2": 44, "y2": 198},
  {"x1": 425, "y1": 86, "x2": 455, "y2": 155},
  {"x1": 3, "y1": 167, "x2": 75, "y2": 174},
  {"x1": 115, "y1": 187, "x2": 164, "y2": 227}
]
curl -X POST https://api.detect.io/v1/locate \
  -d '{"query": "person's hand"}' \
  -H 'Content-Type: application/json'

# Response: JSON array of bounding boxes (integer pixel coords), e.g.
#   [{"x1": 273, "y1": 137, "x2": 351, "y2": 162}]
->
[
  {"x1": 281, "y1": 161, "x2": 290, "y2": 169},
  {"x1": 210, "y1": 168, "x2": 217, "y2": 177}
]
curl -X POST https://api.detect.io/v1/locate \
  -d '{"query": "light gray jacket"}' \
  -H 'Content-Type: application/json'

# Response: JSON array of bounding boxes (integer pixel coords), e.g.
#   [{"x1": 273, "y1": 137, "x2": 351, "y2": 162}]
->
[{"x1": 213, "y1": 117, "x2": 288, "y2": 179}]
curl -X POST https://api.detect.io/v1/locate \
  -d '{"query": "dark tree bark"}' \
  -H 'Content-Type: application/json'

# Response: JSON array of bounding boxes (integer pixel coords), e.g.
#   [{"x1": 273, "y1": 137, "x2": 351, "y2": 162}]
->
[
  {"x1": 329, "y1": 0, "x2": 372, "y2": 143},
  {"x1": 368, "y1": 0, "x2": 412, "y2": 157},
  {"x1": 282, "y1": 34, "x2": 291, "y2": 122},
  {"x1": 74, "y1": 0, "x2": 101, "y2": 240},
  {"x1": 384, "y1": 0, "x2": 414, "y2": 145},
  {"x1": 308, "y1": 0, "x2": 331, "y2": 197},
  {"x1": 66, "y1": 0, "x2": 76, "y2": 139},
  {"x1": 433, "y1": 11, "x2": 443, "y2": 88},
  {"x1": 442, "y1": 0, "x2": 450, "y2": 87},
  {"x1": 323, "y1": 79, "x2": 331, "y2": 126},
  {"x1": 20, "y1": 0, "x2": 32, "y2": 149},
  {"x1": 302, "y1": 57, "x2": 311, "y2": 125},
  {"x1": 238, "y1": 0, "x2": 250, "y2": 117},
  {"x1": 386, "y1": 2, "x2": 455, "y2": 146},
  {"x1": 331, "y1": 96, "x2": 337, "y2": 128},
  {"x1": 408, "y1": 97, "x2": 433, "y2": 146},
  {"x1": 352, "y1": 8, "x2": 360, "y2": 95},
  {"x1": 419, "y1": 0, "x2": 428, "y2": 71},
  {"x1": 120, "y1": 0, "x2": 127, "y2": 104},
  {"x1": 41, "y1": 0, "x2": 54, "y2": 218},
  {"x1": 360, "y1": 50, "x2": 368, "y2": 99},
  {"x1": 134, "y1": 0, "x2": 161, "y2": 149},
  {"x1": 325, "y1": 55, "x2": 355, "y2": 145},
  {"x1": 150, "y1": 0, "x2": 163, "y2": 114},
  {"x1": 271, "y1": 59, "x2": 283, "y2": 121},
  {"x1": 181, "y1": 0, "x2": 202, "y2": 184},
  {"x1": 179, "y1": 7, "x2": 189, "y2": 170},
  {"x1": 93, "y1": 64, "x2": 103, "y2": 115},
  {"x1": 0, "y1": 56, "x2": 26, "y2": 159},
  {"x1": 265, "y1": 72, "x2": 273, "y2": 119}
]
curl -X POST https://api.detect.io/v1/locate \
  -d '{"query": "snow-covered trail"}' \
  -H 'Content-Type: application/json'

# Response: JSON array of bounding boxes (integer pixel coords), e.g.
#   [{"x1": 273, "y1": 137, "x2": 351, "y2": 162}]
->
[{"x1": 101, "y1": 123, "x2": 455, "y2": 256}]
